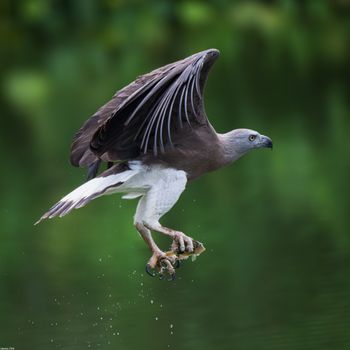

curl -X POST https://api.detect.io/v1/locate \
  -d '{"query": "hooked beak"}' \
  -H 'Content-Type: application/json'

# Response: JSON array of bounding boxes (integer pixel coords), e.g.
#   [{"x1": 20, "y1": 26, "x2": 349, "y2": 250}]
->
[{"x1": 260, "y1": 135, "x2": 273, "y2": 149}]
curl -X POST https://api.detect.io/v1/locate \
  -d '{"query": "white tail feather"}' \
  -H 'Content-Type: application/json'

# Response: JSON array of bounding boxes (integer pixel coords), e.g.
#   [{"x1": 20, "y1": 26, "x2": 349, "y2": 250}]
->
[
  {"x1": 35, "y1": 167, "x2": 140, "y2": 225},
  {"x1": 122, "y1": 193, "x2": 143, "y2": 200}
]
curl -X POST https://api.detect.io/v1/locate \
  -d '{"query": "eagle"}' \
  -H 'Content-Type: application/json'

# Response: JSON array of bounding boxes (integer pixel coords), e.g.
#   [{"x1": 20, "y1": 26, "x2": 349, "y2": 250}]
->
[{"x1": 36, "y1": 49, "x2": 273, "y2": 280}]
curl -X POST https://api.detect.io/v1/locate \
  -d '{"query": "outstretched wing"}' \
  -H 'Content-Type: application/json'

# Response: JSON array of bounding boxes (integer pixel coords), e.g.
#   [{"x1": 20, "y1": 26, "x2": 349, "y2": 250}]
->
[{"x1": 70, "y1": 49, "x2": 220, "y2": 169}]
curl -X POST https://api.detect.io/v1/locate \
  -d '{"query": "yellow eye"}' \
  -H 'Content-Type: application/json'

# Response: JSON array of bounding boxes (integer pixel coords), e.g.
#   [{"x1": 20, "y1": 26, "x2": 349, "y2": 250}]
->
[{"x1": 249, "y1": 134, "x2": 256, "y2": 141}]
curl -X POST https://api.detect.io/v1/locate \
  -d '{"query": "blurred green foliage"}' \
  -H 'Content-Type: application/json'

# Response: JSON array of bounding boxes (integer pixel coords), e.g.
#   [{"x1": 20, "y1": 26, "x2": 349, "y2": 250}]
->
[{"x1": 1, "y1": 0, "x2": 350, "y2": 349}]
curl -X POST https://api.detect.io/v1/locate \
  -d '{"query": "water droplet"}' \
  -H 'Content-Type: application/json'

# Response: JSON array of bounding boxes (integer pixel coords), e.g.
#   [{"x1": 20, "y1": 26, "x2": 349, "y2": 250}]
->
[
  {"x1": 155, "y1": 317, "x2": 158, "y2": 321},
  {"x1": 170, "y1": 324, "x2": 173, "y2": 328},
  {"x1": 150, "y1": 300, "x2": 154, "y2": 304}
]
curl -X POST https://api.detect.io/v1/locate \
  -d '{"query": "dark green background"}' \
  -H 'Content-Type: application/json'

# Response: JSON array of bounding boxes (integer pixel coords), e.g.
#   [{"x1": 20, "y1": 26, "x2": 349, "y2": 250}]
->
[{"x1": 1, "y1": 0, "x2": 350, "y2": 349}]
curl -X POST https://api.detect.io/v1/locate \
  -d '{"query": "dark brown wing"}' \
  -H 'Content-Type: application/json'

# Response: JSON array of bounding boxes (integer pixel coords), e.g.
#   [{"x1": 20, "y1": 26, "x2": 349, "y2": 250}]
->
[{"x1": 70, "y1": 48, "x2": 220, "y2": 170}]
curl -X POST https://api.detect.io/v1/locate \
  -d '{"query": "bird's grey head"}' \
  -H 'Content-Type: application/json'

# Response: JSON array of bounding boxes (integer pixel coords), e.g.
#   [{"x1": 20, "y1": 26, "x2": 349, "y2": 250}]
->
[{"x1": 220, "y1": 128, "x2": 273, "y2": 162}]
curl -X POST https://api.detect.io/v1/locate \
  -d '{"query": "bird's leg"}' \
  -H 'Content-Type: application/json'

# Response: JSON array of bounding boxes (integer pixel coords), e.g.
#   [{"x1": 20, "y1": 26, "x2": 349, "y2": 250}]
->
[
  {"x1": 135, "y1": 223, "x2": 178, "y2": 280},
  {"x1": 133, "y1": 169, "x2": 204, "y2": 278}
]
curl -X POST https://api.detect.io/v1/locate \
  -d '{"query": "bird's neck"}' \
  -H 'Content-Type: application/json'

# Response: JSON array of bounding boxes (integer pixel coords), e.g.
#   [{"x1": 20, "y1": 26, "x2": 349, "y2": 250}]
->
[{"x1": 218, "y1": 131, "x2": 246, "y2": 165}]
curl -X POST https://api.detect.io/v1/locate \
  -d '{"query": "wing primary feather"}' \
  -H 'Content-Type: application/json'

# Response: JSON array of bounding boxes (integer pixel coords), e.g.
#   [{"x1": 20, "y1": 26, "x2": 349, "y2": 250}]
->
[
  {"x1": 180, "y1": 65, "x2": 194, "y2": 128},
  {"x1": 153, "y1": 87, "x2": 174, "y2": 154},
  {"x1": 177, "y1": 84, "x2": 186, "y2": 128},
  {"x1": 141, "y1": 89, "x2": 168, "y2": 153},
  {"x1": 148, "y1": 92, "x2": 169, "y2": 152},
  {"x1": 158, "y1": 85, "x2": 176, "y2": 152},
  {"x1": 167, "y1": 75, "x2": 189, "y2": 146},
  {"x1": 143, "y1": 72, "x2": 182, "y2": 154},
  {"x1": 195, "y1": 59, "x2": 202, "y2": 97},
  {"x1": 105, "y1": 75, "x2": 159, "y2": 129},
  {"x1": 170, "y1": 76, "x2": 185, "y2": 117},
  {"x1": 166, "y1": 82, "x2": 182, "y2": 146},
  {"x1": 141, "y1": 111, "x2": 157, "y2": 153},
  {"x1": 133, "y1": 101, "x2": 158, "y2": 141},
  {"x1": 135, "y1": 74, "x2": 182, "y2": 153},
  {"x1": 166, "y1": 102, "x2": 173, "y2": 147},
  {"x1": 124, "y1": 73, "x2": 174, "y2": 126},
  {"x1": 159, "y1": 85, "x2": 177, "y2": 151},
  {"x1": 189, "y1": 73, "x2": 197, "y2": 118},
  {"x1": 183, "y1": 82, "x2": 192, "y2": 128},
  {"x1": 135, "y1": 55, "x2": 202, "y2": 151},
  {"x1": 161, "y1": 79, "x2": 184, "y2": 149}
]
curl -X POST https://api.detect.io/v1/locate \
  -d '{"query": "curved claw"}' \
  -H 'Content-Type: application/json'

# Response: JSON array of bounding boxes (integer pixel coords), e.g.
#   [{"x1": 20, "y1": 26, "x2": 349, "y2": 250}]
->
[
  {"x1": 145, "y1": 264, "x2": 157, "y2": 277},
  {"x1": 145, "y1": 252, "x2": 180, "y2": 281},
  {"x1": 167, "y1": 272, "x2": 176, "y2": 281},
  {"x1": 146, "y1": 261, "x2": 176, "y2": 281},
  {"x1": 161, "y1": 263, "x2": 176, "y2": 281},
  {"x1": 159, "y1": 270, "x2": 176, "y2": 281},
  {"x1": 173, "y1": 259, "x2": 181, "y2": 269}
]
